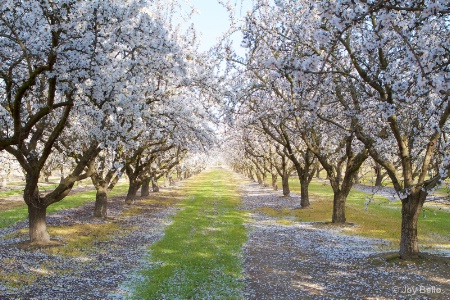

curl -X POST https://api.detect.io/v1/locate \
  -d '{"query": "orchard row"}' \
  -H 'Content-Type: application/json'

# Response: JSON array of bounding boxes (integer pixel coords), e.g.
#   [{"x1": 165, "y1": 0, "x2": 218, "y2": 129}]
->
[
  {"x1": 0, "y1": 1, "x2": 220, "y2": 243},
  {"x1": 221, "y1": 0, "x2": 449, "y2": 259}
]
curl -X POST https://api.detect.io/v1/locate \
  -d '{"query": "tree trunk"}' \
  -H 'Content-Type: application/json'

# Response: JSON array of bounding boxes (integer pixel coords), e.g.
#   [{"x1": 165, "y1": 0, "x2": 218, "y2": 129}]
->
[
  {"x1": 354, "y1": 170, "x2": 361, "y2": 184},
  {"x1": 332, "y1": 191, "x2": 347, "y2": 224},
  {"x1": 281, "y1": 174, "x2": 290, "y2": 196},
  {"x1": 271, "y1": 173, "x2": 278, "y2": 191},
  {"x1": 152, "y1": 177, "x2": 160, "y2": 192},
  {"x1": 300, "y1": 175, "x2": 310, "y2": 208},
  {"x1": 141, "y1": 178, "x2": 151, "y2": 197},
  {"x1": 28, "y1": 204, "x2": 51, "y2": 243},
  {"x1": 60, "y1": 165, "x2": 64, "y2": 181},
  {"x1": 262, "y1": 172, "x2": 269, "y2": 187},
  {"x1": 374, "y1": 163, "x2": 384, "y2": 187},
  {"x1": 256, "y1": 172, "x2": 263, "y2": 185},
  {"x1": 248, "y1": 169, "x2": 255, "y2": 181},
  {"x1": 177, "y1": 168, "x2": 182, "y2": 181},
  {"x1": 94, "y1": 187, "x2": 108, "y2": 218},
  {"x1": 24, "y1": 172, "x2": 51, "y2": 243},
  {"x1": 126, "y1": 181, "x2": 141, "y2": 204},
  {"x1": 399, "y1": 192, "x2": 425, "y2": 259}
]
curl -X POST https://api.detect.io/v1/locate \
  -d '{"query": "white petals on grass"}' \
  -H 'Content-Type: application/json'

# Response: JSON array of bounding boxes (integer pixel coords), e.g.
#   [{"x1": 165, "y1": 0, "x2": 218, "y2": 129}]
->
[
  {"x1": 240, "y1": 181, "x2": 450, "y2": 299},
  {"x1": 0, "y1": 196, "x2": 178, "y2": 299}
]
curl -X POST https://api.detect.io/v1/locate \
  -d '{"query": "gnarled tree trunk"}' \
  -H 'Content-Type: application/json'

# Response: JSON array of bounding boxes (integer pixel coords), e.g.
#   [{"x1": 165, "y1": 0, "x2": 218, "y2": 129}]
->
[
  {"x1": 255, "y1": 172, "x2": 263, "y2": 185},
  {"x1": 141, "y1": 178, "x2": 151, "y2": 197},
  {"x1": 271, "y1": 173, "x2": 278, "y2": 190},
  {"x1": 25, "y1": 173, "x2": 51, "y2": 243},
  {"x1": 332, "y1": 191, "x2": 348, "y2": 224},
  {"x1": 300, "y1": 174, "x2": 310, "y2": 208},
  {"x1": 28, "y1": 203, "x2": 51, "y2": 243},
  {"x1": 152, "y1": 177, "x2": 160, "y2": 192},
  {"x1": 94, "y1": 187, "x2": 108, "y2": 218},
  {"x1": 281, "y1": 174, "x2": 290, "y2": 196},
  {"x1": 399, "y1": 191, "x2": 425, "y2": 259},
  {"x1": 374, "y1": 163, "x2": 385, "y2": 187},
  {"x1": 126, "y1": 181, "x2": 141, "y2": 204},
  {"x1": 262, "y1": 172, "x2": 269, "y2": 187}
]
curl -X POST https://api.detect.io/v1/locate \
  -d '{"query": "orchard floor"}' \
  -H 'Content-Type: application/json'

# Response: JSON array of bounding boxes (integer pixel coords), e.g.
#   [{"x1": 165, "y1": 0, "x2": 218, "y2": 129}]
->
[
  {"x1": 0, "y1": 189, "x2": 182, "y2": 299},
  {"x1": 240, "y1": 181, "x2": 450, "y2": 300},
  {"x1": 0, "y1": 169, "x2": 449, "y2": 299}
]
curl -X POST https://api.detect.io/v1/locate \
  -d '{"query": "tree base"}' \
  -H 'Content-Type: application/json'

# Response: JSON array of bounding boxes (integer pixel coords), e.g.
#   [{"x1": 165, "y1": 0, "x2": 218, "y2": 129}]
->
[{"x1": 17, "y1": 239, "x2": 65, "y2": 250}]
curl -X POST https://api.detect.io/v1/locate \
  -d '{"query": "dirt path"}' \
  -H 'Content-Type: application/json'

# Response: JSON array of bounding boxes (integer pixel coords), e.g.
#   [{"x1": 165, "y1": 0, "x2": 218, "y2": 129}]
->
[
  {"x1": 0, "y1": 190, "x2": 180, "y2": 299},
  {"x1": 240, "y1": 181, "x2": 450, "y2": 299}
]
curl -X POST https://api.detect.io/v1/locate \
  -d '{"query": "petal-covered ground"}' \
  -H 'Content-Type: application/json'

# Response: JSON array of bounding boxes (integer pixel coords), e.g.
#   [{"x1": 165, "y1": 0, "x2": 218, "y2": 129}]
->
[
  {"x1": 0, "y1": 191, "x2": 180, "y2": 299},
  {"x1": 0, "y1": 174, "x2": 449, "y2": 299},
  {"x1": 240, "y1": 181, "x2": 450, "y2": 299}
]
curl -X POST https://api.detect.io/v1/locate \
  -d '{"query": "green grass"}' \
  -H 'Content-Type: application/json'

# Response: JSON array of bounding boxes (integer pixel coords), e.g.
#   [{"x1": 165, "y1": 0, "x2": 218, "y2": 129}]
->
[
  {"x1": 0, "y1": 189, "x2": 24, "y2": 197},
  {"x1": 268, "y1": 177, "x2": 450, "y2": 249},
  {"x1": 132, "y1": 168, "x2": 247, "y2": 300},
  {"x1": 0, "y1": 184, "x2": 129, "y2": 229},
  {"x1": 0, "y1": 183, "x2": 62, "y2": 198}
]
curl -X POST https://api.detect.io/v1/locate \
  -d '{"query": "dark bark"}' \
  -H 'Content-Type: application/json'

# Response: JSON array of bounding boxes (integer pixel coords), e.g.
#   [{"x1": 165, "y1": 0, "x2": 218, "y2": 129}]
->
[
  {"x1": 300, "y1": 174, "x2": 310, "y2": 208},
  {"x1": 354, "y1": 170, "x2": 361, "y2": 184},
  {"x1": 28, "y1": 203, "x2": 50, "y2": 243},
  {"x1": 282, "y1": 139, "x2": 315, "y2": 208},
  {"x1": 141, "y1": 178, "x2": 151, "y2": 197},
  {"x1": 152, "y1": 177, "x2": 160, "y2": 192},
  {"x1": 281, "y1": 174, "x2": 290, "y2": 196},
  {"x1": 25, "y1": 172, "x2": 51, "y2": 243},
  {"x1": 262, "y1": 172, "x2": 269, "y2": 187},
  {"x1": 126, "y1": 181, "x2": 141, "y2": 204},
  {"x1": 248, "y1": 169, "x2": 255, "y2": 181},
  {"x1": 301, "y1": 129, "x2": 368, "y2": 224},
  {"x1": 93, "y1": 187, "x2": 108, "y2": 218},
  {"x1": 176, "y1": 167, "x2": 182, "y2": 181},
  {"x1": 256, "y1": 172, "x2": 263, "y2": 185},
  {"x1": 91, "y1": 166, "x2": 123, "y2": 218},
  {"x1": 60, "y1": 165, "x2": 64, "y2": 181},
  {"x1": 374, "y1": 163, "x2": 385, "y2": 187},
  {"x1": 399, "y1": 191, "x2": 425, "y2": 259},
  {"x1": 315, "y1": 164, "x2": 322, "y2": 178},
  {"x1": 271, "y1": 173, "x2": 278, "y2": 190},
  {"x1": 332, "y1": 191, "x2": 348, "y2": 223}
]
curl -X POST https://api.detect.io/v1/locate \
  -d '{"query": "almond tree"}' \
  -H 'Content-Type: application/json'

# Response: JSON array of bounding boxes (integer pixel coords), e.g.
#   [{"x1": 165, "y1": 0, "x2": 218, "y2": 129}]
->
[
  {"x1": 313, "y1": 0, "x2": 450, "y2": 258},
  {"x1": 1, "y1": 1, "x2": 102, "y2": 243},
  {"x1": 0, "y1": 0, "x2": 184, "y2": 243}
]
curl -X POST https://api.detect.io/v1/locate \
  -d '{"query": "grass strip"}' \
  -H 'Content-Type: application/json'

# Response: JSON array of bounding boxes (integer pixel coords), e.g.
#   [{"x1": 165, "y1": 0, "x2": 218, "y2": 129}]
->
[
  {"x1": 264, "y1": 178, "x2": 449, "y2": 249},
  {"x1": 0, "y1": 184, "x2": 129, "y2": 229},
  {"x1": 0, "y1": 183, "x2": 62, "y2": 198},
  {"x1": 132, "y1": 168, "x2": 247, "y2": 299}
]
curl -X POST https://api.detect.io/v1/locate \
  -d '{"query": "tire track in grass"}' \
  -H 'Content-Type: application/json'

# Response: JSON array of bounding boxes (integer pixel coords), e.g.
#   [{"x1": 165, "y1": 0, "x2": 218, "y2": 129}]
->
[{"x1": 131, "y1": 168, "x2": 247, "y2": 299}]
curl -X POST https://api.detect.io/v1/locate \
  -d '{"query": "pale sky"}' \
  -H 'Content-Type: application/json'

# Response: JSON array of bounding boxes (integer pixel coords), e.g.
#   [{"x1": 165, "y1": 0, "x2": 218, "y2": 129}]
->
[{"x1": 188, "y1": 0, "x2": 253, "y2": 53}]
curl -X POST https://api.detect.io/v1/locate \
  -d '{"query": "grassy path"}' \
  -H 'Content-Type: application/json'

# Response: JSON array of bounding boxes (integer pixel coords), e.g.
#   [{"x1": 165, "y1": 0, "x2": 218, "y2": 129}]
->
[{"x1": 132, "y1": 168, "x2": 247, "y2": 299}]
